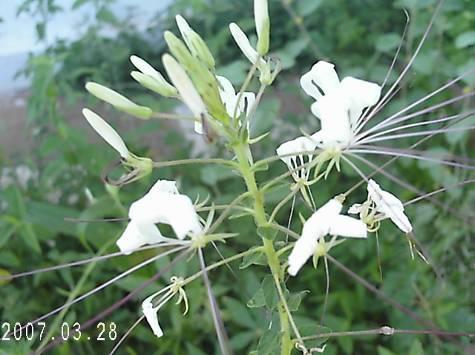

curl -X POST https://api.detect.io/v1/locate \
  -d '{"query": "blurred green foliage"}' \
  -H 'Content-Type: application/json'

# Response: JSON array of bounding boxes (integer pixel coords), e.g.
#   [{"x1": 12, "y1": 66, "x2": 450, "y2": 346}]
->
[{"x1": 0, "y1": 0, "x2": 474, "y2": 354}]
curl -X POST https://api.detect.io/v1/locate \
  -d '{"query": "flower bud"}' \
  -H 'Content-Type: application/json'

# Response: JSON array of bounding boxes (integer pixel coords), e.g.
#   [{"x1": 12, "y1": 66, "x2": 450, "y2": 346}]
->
[
  {"x1": 175, "y1": 15, "x2": 216, "y2": 69},
  {"x1": 162, "y1": 54, "x2": 207, "y2": 134},
  {"x1": 85, "y1": 82, "x2": 152, "y2": 119},
  {"x1": 130, "y1": 55, "x2": 177, "y2": 97},
  {"x1": 254, "y1": 0, "x2": 270, "y2": 55},
  {"x1": 82, "y1": 108, "x2": 130, "y2": 159}
]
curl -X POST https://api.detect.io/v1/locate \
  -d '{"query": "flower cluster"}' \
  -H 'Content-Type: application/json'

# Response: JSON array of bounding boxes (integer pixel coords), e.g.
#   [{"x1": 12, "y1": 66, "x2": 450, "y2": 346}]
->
[{"x1": 73, "y1": 0, "x2": 473, "y2": 352}]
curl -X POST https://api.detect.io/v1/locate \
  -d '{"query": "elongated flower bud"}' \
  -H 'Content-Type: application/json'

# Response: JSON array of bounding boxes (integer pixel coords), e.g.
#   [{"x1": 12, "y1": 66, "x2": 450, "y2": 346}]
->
[
  {"x1": 82, "y1": 108, "x2": 130, "y2": 159},
  {"x1": 85, "y1": 82, "x2": 152, "y2": 119},
  {"x1": 175, "y1": 15, "x2": 216, "y2": 70},
  {"x1": 130, "y1": 55, "x2": 177, "y2": 97},
  {"x1": 162, "y1": 54, "x2": 207, "y2": 133},
  {"x1": 254, "y1": 0, "x2": 270, "y2": 55}
]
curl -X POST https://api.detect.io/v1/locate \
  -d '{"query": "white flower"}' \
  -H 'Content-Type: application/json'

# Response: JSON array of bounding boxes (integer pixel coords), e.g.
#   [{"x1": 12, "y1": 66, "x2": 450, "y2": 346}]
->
[
  {"x1": 116, "y1": 220, "x2": 166, "y2": 255},
  {"x1": 116, "y1": 179, "x2": 202, "y2": 254},
  {"x1": 276, "y1": 136, "x2": 317, "y2": 182},
  {"x1": 350, "y1": 179, "x2": 412, "y2": 233},
  {"x1": 82, "y1": 108, "x2": 130, "y2": 159},
  {"x1": 300, "y1": 61, "x2": 381, "y2": 150},
  {"x1": 142, "y1": 293, "x2": 164, "y2": 338},
  {"x1": 288, "y1": 197, "x2": 367, "y2": 276},
  {"x1": 129, "y1": 179, "x2": 202, "y2": 237},
  {"x1": 162, "y1": 54, "x2": 207, "y2": 134},
  {"x1": 216, "y1": 75, "x2": 255, "y2": 119}
]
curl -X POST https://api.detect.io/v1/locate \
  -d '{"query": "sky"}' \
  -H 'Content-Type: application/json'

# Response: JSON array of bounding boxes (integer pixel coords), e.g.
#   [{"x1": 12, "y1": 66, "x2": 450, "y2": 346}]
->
[{"x1": 0, "y1": 0, "x2": 172, "y2": 92}]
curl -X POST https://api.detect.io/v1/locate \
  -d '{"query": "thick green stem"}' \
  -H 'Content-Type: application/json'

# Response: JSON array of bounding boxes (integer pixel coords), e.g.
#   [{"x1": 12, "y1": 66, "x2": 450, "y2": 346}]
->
[{"x1": 233, "y1": 143, "x2": 293, "y2": 355}]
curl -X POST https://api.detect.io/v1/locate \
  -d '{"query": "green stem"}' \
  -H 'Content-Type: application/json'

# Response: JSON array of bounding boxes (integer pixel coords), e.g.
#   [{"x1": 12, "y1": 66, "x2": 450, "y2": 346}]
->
[{"x1": 233, "y1": 142, "x2": 294, "y2": 355}]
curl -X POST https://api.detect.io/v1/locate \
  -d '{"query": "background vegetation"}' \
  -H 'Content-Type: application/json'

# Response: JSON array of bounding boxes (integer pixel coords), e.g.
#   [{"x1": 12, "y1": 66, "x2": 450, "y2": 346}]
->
[{"x1": 0, "y1": 0, "x2": 474, "y2": 353}]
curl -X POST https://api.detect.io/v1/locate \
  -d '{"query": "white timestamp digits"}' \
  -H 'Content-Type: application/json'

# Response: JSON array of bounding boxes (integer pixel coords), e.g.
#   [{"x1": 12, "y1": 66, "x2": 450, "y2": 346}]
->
[{"x1": 1, "y1": 322, "x2": 45, "y2": 341}]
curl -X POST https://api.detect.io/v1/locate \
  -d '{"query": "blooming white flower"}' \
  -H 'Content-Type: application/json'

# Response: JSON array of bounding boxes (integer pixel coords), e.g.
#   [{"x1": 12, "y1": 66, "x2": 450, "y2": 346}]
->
[
  {"x1": 276, "y1": 136, "x2": 317, "y2": 182},
  {"x1": 216, "y1": 75, "x2": 255, "y2": 119},
  {"x1": 300, "y1": 61, "x2": 381, "y2": 150},
  {"x1": 162, "y1": 54, "x2": 207, "y2": 134},
  {"x1": 288, "y1": 197, "x2": 367, "y2": 276},
  {"x1": 142, "y1": 293, "x2": 164, "y2": 338},
  {"x1": 82, "y1": 108, "x2": 130, "y2": 159},
  {"x1": 116, "y1": 179, "x2": 202, "y2": 254},
  {"x1": 350, "y1": 179, "x2": 412, "y2": 233}
]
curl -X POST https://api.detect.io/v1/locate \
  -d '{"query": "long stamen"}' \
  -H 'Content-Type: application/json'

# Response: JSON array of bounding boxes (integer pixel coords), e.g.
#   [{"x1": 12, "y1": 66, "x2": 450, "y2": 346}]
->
[
  {"x1": 109, "y1": 315, "x2": 144, "y2": 355},
  {"x1": 40, "y1": 249, "x2": 191, "y2": 353},
  {"x1": 359, "y1": 125, "x2": 475, "y2": 146},
  {"x1": 0, "y1": 242, "x2": 188, "y2": 281},
  {"x1": 405, "y1": 178, "x2": 475, "y2": 207},
  {"x1": 198, "y1": 249, "x2": 231, "y2": 354},
  {"x1": 359, "y1": 71, "x2": 475, "y2": 137},
  {"x1": 361, "y1": 0, "x2": 444, "y2": 126},
  {"x1": 356, "y1": 110, "x2": 475, "y2": 145},
  {"x1": 347, "y1": 153, "x2": 475, "y2": 226},
  {"x1": 8, "y1": 246, "x2": 186, "y2": 337},
  {"x1": 358, "y1": 91, "x2": 475, "y2": 140},
  {"x1": 349, "y1": 148, "x2": 475, "y2": 170},
  {"x1": 356, "y1": 10, "x2": 410, "y2": 129}
]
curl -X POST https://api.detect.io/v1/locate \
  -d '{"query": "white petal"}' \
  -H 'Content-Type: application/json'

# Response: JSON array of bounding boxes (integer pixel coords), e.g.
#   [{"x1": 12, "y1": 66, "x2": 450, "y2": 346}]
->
[
  {"x1": 368, "y1": 179, "x2": 412, "y2": 233},
  {"x1": 340, "y1": 77, "x2": 381, "y2": 126},
  {"x1": 311, "y1": 93, "x2": 352, "y2": 146},
  {"x1": 82, "y1": 108, "x2": 130, "y2": 159},
  {"x1": 162, "y1": 54, "x2": 206, "y2": 123},
  {"x1": 142, "y1": 294, "x2": 164, "y2": 338},
  {"x1": 130, "y1": 55, "x2": 164, "y2": 82},
  {"x1": 229, "y1": 23, "x2": 265, "y2": 67},
  {"x1": 288, "y1": 232, "x2": 319, "y2": 276},
  {"x1": 302, "y1": 199, "x2": 343, "y2": 238},
  {"x1": 116, "y1": 220, "x2": 164, "y2": 255},
  {"x1": 149, "y1": 179, "x2": 179, "y2": 195},
  {"x1": 129, "y1": 183, "x2": 203, "y2": 239},
  {"x1": 194, "y1": 121, "x2": 203, "y2": 134},
  {"x1": 348, "y1": 204, "x2": 363, "y2": 214},
  {"x1": 329, "y1": 215, "x2": 367, "y2": 238},
  {"x1": 175, "y1": 15, "x2": 192, "y2": 38},
  {"x1": 300, "y1": 61, "x2": 340, "y2": 100},
  {"x1": 241, "y1": 92, "x2": 256, "y2": 117},
  {"x1": 217, "y1": 75, "x2": 239, "y2": 117}
]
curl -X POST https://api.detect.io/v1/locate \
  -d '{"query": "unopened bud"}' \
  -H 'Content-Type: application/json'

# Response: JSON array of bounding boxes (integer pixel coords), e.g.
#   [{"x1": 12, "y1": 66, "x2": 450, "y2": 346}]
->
[
  {"x1": 130, "y1": 55, "x2": 177, "y2": 97},
  {"x1": 85, "y1": 82, "x2": 152, "y2": 119},
  {"x1": 254, "y1": 0, "x2": 270, "y2": 55}
]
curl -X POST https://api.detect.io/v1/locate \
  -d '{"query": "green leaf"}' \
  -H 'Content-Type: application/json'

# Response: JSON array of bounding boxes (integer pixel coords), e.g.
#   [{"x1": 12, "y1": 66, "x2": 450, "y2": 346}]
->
[
  {"x1": 256, "y1": 329, "x2": 281, "y2": 355},
  {"x1": 223, "y1": 297, "x2": 256, "y2": 328},
  {"x1": 287, "y1": 290, "x2": 309, "y2": 312},
  {"x1": 240, "y1": 249, "x2": 267, "y2": 269},
  {"x1": 455, "y1": 31, "x2": 475, "y2": 49},
  {"x1": 247, "y1": 286, "x2": 266, "y2": 308},
  {"x1": 257, "y1": 224, "x2": 278, "y2": 240}
]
